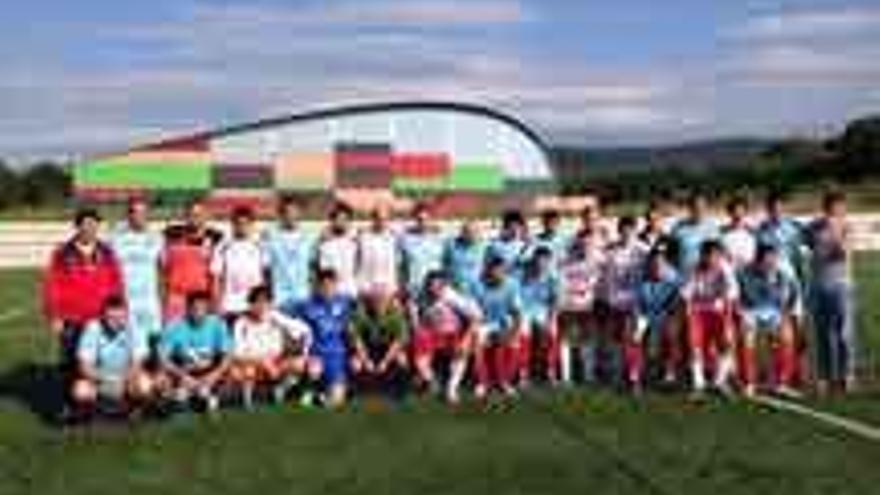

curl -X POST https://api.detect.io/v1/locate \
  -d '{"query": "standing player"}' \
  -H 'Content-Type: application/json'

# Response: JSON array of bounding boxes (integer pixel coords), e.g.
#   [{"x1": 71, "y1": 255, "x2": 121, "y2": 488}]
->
[
  {"x1": 411, "y1": 271, "x2": 481, "y2": 404},
  {"x1": 472, "y1": 257, "x2": 523, "y2": 399},
  {"x1": 558, "y1": 235, "x2": 605, "y2": 385},
  {"x1": 262, "y1": 195, "x2": 315, "y2": 308},
  {"x1": 486, "y1": 210, "x2": 530, "y2": 274},
  {"x1": 211, "y1": 206, "x2": 265, "y2": 321},
  {"x1": 670, "y1": 192, "x2": 721, "y2": 275},
  {"x1": 629, "y1": 250, "x2": 682, "y2": 390},
  {"x1": 640, "y1": 199, "x2": 673, "y2": 251},
  {"x1": 571, "y1": 202, "x2": 610, "y2": 252},
  {"x1": 807, "y1": 191, "x2": 856, "y2": 395},
  {"x1": 283, "y1": 269, "x2": 356, "y2": 408},
  {"x1": 398, "y1": 202, "x2": 446, "y2": 315},
  {"x1": 230, "y1": 286, "x2": 311, "y2": 409},
  {"x1": 738, "y1": 244, "x2": 802, "y2": 398},
  {"x1": 162, "y1": 199, "x2": 223, "y2": 321},
  {"x1": 44, "y1": 208, "x2": 123, "y2": 411},
  {"x1": 442, "y1": 219, "x2": 487, "y2": 297},
  {"x1": 160, "y1": 291, "x2": 232, "y2": 413},
  {"x1": 599, "y1": 216, "x2": 650, "y2": 385},
  {"x1": 356, "y1": 205, "x2": 400, "y2": 297},
  {"x1": 111, "y1": 197, "x2": 164, "y2": 341},
  {"x1": 756, "y1": 192, "x2": 806, "y2": 280},
  {"x1": 315, "y1": 203, "x2": 359, "y2": 297},
  {"x1": 72, "y1": 295, "x2": 154, "y2": 418},
  {"x1": 681, "y1": 241, "x2": 739, "y2": 398},
  {"x1": 517, "y1": 247, "x2": 561, "y2": 385},
  {"x1": 721, "y1": 196, "x2": 757, "y2": 270}
]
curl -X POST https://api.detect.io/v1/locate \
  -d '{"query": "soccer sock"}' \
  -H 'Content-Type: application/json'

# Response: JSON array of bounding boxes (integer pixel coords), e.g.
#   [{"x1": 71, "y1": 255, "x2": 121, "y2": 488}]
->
[
  {"x1": 691, "y1": 355, "x2": 706, "y2": 391},
  {"x1": 581, "y1": 343, "x2": 596, "y2": 383},
  {"x1": 743, "y1": 345, "x2": 757, "y2": 389},
  {"x1": 715, "y1": 351, "x2": 735, "y2": 387},
  {"x1": 243, "y1": 382, "x2": 254, "y2": 409},
  {"x1": 624, "y1": 340, "x2": 643, "y2": 384},
  {"x1": 517, "y1": 333, "x2": 531, "y2": 382},
  {"x1": 545, "y1": 333, "x2": 561, "y2": 381},
  {"x1": 447, "y1": 358, "x2": 467, "y2": 398},
  {"x1": 475, "y1": 348, "x2": 490, "y2": 387},
  {"x1": 774, "y1": 341, "x2": 795, "y2": 387},
  {"x1": 560, "y1": 340, "x2": 572, "y2": 384}
]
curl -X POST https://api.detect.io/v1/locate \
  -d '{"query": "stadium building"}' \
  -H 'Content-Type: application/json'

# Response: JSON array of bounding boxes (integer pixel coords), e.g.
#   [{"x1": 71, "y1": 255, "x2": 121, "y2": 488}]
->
[{"x1": 73, "y1": 102, "x2": 556, "y2": 213}]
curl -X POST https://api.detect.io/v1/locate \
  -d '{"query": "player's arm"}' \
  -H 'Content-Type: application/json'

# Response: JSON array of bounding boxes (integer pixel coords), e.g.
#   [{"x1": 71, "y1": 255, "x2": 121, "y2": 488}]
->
[
  {"x1": 75, "y1": 327, "x2": 100, "y2": 382},
  {"x1": 200, "y1": 322, "x2": 232, "y2": 387},
  {"x1": 42, "y1": 247, "x2": 65, "y2": 335},
  {"x1": 208, "y1": 245, "x2": 225, "y2": 310},
  {"x1": 348, "y1": 317, "x2": 373, "y2": 372},
  {"x1": 378, "y1": 312, "x2": 407, "y2": 372}
]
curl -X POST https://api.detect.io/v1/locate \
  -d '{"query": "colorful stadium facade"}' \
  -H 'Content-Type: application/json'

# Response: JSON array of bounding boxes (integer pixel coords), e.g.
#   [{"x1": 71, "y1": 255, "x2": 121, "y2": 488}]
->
[{"x1": 73, "y1": 102, "x2": 555, "y2": 210}]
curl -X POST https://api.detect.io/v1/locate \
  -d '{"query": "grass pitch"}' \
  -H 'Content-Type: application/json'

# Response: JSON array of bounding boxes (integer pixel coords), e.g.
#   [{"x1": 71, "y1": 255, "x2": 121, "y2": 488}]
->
[{"x1": 2, "y1": 261, "x2": 880, "y2": 495}]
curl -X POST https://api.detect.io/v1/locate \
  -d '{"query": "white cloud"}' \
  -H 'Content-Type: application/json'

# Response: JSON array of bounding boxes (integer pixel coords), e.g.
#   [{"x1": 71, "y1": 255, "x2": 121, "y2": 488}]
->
[{"x1": 728, "y1": 7, "x2": 880, "y2": 40}]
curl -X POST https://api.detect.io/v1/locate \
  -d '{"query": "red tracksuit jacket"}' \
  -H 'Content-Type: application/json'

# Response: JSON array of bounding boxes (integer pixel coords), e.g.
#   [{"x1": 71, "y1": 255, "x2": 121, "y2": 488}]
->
[{"x1": 42, "y1": 239, "x2": 123, "y2": 328}]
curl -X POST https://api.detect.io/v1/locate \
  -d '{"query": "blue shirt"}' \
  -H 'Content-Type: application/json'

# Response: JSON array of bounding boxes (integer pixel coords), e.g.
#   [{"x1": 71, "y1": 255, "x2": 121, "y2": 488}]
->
[
  {"x1": 636, "y1": 270, "x2": 681, "y2": 325},
  {"x1": 518, "y1": 271, "x2": 559, "y2": 323},
  {"x1": 738, "y1": 265, "x2": 799, "y2": 312},
  {"x1": 473, "y1": 278, "x2": 521, "y2": 333},
  {"x1": 671, "y1": 218, "x2": 720, "y2": 272},
  {"x1": 262, "y1": 225, "x2": 316, "y2": 306},
  {"x1": 110, "y1": 223, "x2": 163, "y2": 333},
  {"x1": 756, "y1": 217, "x2": 805, "y2": 278},
  {"x1": 398, "y1": 229, "x2": 446, "y2": 296},
  {"x1": 160, "y1": 315, "x2": 231, "y2": 368},
  {"x1": 286, "y1": 294, "x2": 355, "y2": 355},
  {"x1": 526, "y1": 231, "x2": 567, "y2": 271},
  {"x1": 77, "y1": 319, "x2": 147, "y2": 379},
  {"x1": 486, "y1": 236, "x2": 528, "y2": 274},
  {"x1": 443, "y1": 237, "x2": 486, "y2": 296}
]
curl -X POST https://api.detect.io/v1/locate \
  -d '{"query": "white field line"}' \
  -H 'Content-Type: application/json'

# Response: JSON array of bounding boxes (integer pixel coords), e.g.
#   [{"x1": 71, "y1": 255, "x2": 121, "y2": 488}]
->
[
  {"x1": 0, "y1": 308, "x2": 27, "y2": 324},
  {"x1": 752, "y1": 394, "x2": 880, "y2": 443}
]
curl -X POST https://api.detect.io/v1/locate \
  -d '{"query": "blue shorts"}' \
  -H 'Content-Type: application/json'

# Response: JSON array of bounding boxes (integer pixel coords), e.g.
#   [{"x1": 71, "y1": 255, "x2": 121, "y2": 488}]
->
[
  {"x1": 741, "y1": 307, "x2": 783, "y2": 334},
  {"x1": 312, "y1": 348, "x2": 348, "y2": 386}
]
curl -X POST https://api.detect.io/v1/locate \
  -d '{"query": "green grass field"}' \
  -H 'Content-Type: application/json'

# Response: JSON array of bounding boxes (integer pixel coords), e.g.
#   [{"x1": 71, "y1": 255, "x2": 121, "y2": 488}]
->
[{"x1": 2, "y1": 260, "x2": 880, "y2": 495}]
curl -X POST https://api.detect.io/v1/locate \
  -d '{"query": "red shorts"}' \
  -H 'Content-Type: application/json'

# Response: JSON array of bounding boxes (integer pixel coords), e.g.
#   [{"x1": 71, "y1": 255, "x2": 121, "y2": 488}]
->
[
  {"x1": 689, "y1": 308, "x2": 730, "y2": 351},
  {"x1": 412, "y1": 328, "x2": 467, "y2": 359}
]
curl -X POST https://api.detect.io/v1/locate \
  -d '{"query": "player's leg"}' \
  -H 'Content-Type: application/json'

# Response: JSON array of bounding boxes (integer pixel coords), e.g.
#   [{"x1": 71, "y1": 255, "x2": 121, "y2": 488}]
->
[
  {"x1": 445, "y1": 331, "x2": 472, "y2": 404},
  {"x1": 230, "y1": 360, "x2": 257, "y2": 409},
  {"x1": 624, "y1": 315, "x2": 647, "y2": 392},
  {"x1": 70, "y1": 377, "x2": 98, "y2": 419},
  {"x1": 299, "y1": 356, "x2": 323, "y2": 406},
  {"x1": 322, "y1": 352, "x2": 349, "y2": 408},
  {"x1": 739, "y1": 312, "x2": 760, "y2": 397},
  {"x1": 712, "y1": 309, "x2": 737, "y2": 395},
  {"x1": 411, "y1": 327, "x2": 438, "y2": 392},
  {"x1": 687, "y1": 309, "x2": 708, "y2": 395},
  {"x1": 773, "y1": 314, "x2": 800, "y2": 397},
  {"x1": 579, "y1": 310, "x2": 599, "y2": 384}
]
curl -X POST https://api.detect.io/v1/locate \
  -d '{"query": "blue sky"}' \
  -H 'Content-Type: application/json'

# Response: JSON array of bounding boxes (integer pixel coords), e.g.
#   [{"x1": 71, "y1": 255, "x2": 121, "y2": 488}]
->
[{"x1": 1, "y1": 0, "x2": 879, "y2": 160}]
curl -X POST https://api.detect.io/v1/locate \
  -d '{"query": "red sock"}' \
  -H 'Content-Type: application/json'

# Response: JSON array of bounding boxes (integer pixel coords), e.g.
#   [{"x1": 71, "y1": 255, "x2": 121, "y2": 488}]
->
[
  {"x1": 742, "y1": 345, "x2": 757, "y2": 388},
  {"x1": 475, "y1": 347, "x2": 490, "y2": 387},
  {"x1": 545, "y1": 332, "x2": 561, "y2": 380},
  {"x1": 774, "y1": 341, "x2": 795, "y2": 387},
  {"x1": 624, "y1": 339, "x2": 643, "y2": 384},
  {"x1": 517, "y1": 333, "x2": 531, "y2": 381}
]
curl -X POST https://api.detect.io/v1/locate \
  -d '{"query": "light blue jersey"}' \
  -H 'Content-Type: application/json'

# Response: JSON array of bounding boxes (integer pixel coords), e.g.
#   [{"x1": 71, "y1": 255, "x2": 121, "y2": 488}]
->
[
  {"x1": 110, "y1": 223, "x2": 163, "y2": 336},
  {"x1": 77, "y1": 319, "x2": 148, "y2": 384},
  {"x1": 756, "y1": 217, "x2": 805, "y2": 279},
  {"x1": 486, "y1": 236, "x2": 529, "y2": 274},
  {"x1": 398, "y1": 228, "x2": 446, "y2": 296},
  {"x1": 473, "y1": 278, "x2": 521, "y2": 335},
  {"x1": 518, "y1": 271, "x2": 560, "y2": 328},
  {"x1": 262, "y1": 224, "x2": 315, "y2": 307},
  {"x1": 160, "y1": 315, "x2": 231, "y2": 368},
  {"x1": 636, "y1": 270, "x2": 681, "y2": 335},
  {"x1": 738, "y1": 265, "x2": 800, "y2": 332},
  {"x1": 670, "y1": 218, "x2": 720, "y2": 273},
  {"x1": 526, "y1": 231, "x2": 567, "y2": 271},
  {"x1": 443, "y1": 237, "x2": 486, "y2": 296}
]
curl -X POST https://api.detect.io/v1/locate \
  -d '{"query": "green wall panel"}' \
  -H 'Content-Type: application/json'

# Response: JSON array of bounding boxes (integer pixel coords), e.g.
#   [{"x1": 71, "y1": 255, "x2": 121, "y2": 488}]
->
[
  {"x1": 76, "y1": 161, "x2": 212, "y2": 189},
  {"x1": 447, "y1": 164, "x2": 504, "y2": 191}
]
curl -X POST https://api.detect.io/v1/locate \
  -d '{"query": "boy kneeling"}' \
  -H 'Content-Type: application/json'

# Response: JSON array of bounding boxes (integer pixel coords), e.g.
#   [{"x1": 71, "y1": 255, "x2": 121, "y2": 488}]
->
[
  {"x1": 72, "y1": 294, "x2": 156, "y2": 419},
  {"x1": 230, "y1": 286, "x2": 311, "y2": 409},
  {"x1": 350, "y1": 290, "x2": 409, "y2": 400}
]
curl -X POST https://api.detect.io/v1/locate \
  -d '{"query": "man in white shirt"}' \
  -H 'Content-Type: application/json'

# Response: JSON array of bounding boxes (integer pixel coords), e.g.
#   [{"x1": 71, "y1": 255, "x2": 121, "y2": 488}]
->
[
  {"x1": 316, "y1": 203, "x2": 359, "y2": 297},
  {"x1": 211, "y1": 206, "x2": 265, "y2": 319},
  {"x1": 356, "y1": 205, "x2": 399, "y2": 297},
  {"x1": 721, "y1": 196, "x2": 757, "y2": 271}
]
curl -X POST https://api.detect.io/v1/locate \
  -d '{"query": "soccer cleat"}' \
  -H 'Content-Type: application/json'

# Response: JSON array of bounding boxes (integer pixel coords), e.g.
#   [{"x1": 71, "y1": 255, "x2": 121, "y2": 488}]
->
[
  {"x1": 272, "y1": 384, "x2": 288, "y2": 405},
  {"x1": 502, "y1": 383, "x2": 519, "y2": 399},
  {"x1": 743, "y1": 384, "x2": 756, "y2": 399},
  {"x1": 714, "y1": 381, "x2": 735, "y2": 399},
  {"x1": 445, "y1": 388, "x2": 461, "y2": 405},
  {"x1": 205, "y1": 394, "x2": 220, "y2": 414},
  {"x1": 474, "y1": 384, "x2": 488, "y2": 401},
  {"x1": 299, "y1": 391, "x2": 315, "y2": 408},
  {"x1": 774, "y1": 385, "x2": 803, "y2": 400}
]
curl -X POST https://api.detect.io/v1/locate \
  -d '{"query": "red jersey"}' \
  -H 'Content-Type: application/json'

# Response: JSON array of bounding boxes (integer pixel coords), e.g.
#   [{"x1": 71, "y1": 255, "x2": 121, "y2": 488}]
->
[
  {"x1": 162, "y1": 224, "x2": 222, "y2": 296},
  {"x1": 43, "y1": 239, "x2": 123, "y2": 327}
]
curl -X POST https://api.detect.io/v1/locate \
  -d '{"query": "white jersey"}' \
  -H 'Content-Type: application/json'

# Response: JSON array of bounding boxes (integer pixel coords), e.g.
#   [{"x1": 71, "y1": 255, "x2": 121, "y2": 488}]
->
[
  {"x1": 211, "y1": 237, "x2": 265, "y2": 313},
  {"x1": 721, "y1": 224, "x2": 757, "y2": 270},
  {"x1": 600, "y1": 239, "x2": 650, "y2": 310},
  {"x1": 232, "y1": 311, "x2": 311, "y2": 361},
  {"x1": 316, "y1": 232, "x2": 358, "y2": 296},
  {"x1": 559, "y1": 247, "x2": 606, "y2": 312},
  {"x1": 356, "y1": 228, "x2": 399, "y2": 294}
]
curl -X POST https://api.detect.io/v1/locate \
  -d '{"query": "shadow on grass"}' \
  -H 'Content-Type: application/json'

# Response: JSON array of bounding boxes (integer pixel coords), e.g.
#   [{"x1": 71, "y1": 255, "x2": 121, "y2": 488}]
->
[{"x1": 0, "y1": 362, "x2": 64, "y2": 426}]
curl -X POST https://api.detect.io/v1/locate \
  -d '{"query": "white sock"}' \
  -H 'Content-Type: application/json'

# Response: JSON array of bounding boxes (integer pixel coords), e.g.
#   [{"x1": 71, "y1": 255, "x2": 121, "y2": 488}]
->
[
  {"x1": 715, "y1": 352, "x2": 735, "y2": 388},
  {"x1": 691, "y1": 357, "x2": 706, "y2": 391},
  {"x1": 560, "y1": 340, "x2": 572, "y2": 384},
  {"x1": 447, "y1": 359, "x2": 467, "y2": 397},
  {"x1": 243, "y1": 384, "x2": 254, "y2": 408}
]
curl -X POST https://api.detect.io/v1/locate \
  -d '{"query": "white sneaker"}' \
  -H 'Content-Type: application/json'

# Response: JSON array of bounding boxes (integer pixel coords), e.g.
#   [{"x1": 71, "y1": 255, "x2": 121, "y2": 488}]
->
[
  {"x1": 205, "y1": 394, "x2": 220, "y2": 414},
  {"x1": 775, "y1": 385, "x2": 803, "y2": 400},
  {"x1": 743, "y1": 384, "x2": 756, "y2": 399},
  {"x1": 272, "y1": 384, "x2": 288, "y2": 405},
  {"x1": 502, "y1": 384, "x2": 518, "y2": 399},
  {"x1": 445, "y1": 388, "x2": 460, "y2": 405},
  {"x1": 474, "y1": 384, "x2": 487, "y2": 400}
]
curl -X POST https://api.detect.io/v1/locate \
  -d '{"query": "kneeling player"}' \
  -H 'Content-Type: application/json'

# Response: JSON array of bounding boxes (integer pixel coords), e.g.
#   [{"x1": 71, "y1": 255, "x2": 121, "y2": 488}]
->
[
  {"x1": 159, "y1": 291, "x2": 232, "y2": 413},
  {"x1": 412, "y1": 271, "x2": 480, "y2": 404},
  {"x1": 72, "y1": 295, "x2": 156, "y2": 418},
  {"x1": 473, "y1": 257, "x2": 523, "y2": 399},
  {"x1": 628, "y1": 250, "x2": 682, "y2": 392},
  {"x1": 230, "y1": 286, "x2": 311, "y2": 409},
  {"x1": 284, "y1": 269, "x2": 356, "y2": 408},
  {"x1": 350, "y1": 290, "x2": 409, "y2": 400},
  {"x1": 518, "y1": 247, "x2": 561, "y2": 385},
  {"x1": 738, "y1": 244, "x2": 802, "y2": 398},
  {"x1": 681, "y1": 241, "x2": 739, "y2": 398}
]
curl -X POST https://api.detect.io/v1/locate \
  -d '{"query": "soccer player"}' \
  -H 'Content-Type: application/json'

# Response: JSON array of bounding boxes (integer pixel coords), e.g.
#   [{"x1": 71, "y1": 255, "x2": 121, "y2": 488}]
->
[
  {"x1": 518, "y1": 246, "x2": 561, "y2": 384},
  {"x1": 629, "y1": 250, "x2": 682, "y2": 390},
  {"x1": 599, "y1": 216, "x2": 650, "y2": 385},
  {"x1": 738, "y1": 244, "x2": 802, "y2": 398},
  {"x1": 230, "y1": 286, "x2": 311, "y2": 409},
  {"x1": 756, "y1": 191, "x2": 806, "y2": 280},
  {"x1": 411, "y1": 271, "x2": 480, "y2": 404},
  {"x1": 72, "y1": 295, "x2": 154, "y2": 418},
  {"x1": 211, "y1": 206, "x2": 265, "y2": 320},
  {"x1": 472, "y1": 256, "x2": 523, "y2": 399},
  {"x1": 349, "y1": 290, "x2": 409, "y2": 400},
  {"x1": 398, "y1": 202, "x2": 446, "y2": 313},
  {"x1": 571, "y1": 202, "x2": 610, "y2": 251},
  {"x1": 262, "y1": 195, "x2": 315, "y2": 307},
  {"x1": 807, "y1": 191, "x2": 856, "y2": 395},
  {"x1": 486, "y1": 209, "x2": 529, "y2": 274},
  {"x1": 284, "y1": 268, "x2": 356, "y2": 408},
  {"x1": 528, "y1": 209, "x2": 567, "y2": 269},
  {"x1": 558, "y1": 235, "x2": 605, "y2": 384},
  {"x1": 163, "y1": 199, "x2": 223, "y2": 321},
  {"x1": 111, "y1": 197, "x2": 164, "y2": 341},
  {"x1": 640, "y1": 200, "x2": 672, "y2": 252},
  {"x1": 44, "y1": 208, "x2": 123, "y2": 410},
  {"x1": 721, "y1": 196, "x2": 757, "y2": 270},
  {"x1": 670, "y1": 192, "x2": 721, "y2": 274},
  {"x1": 160, "y1": 291, "x2": 232, "y2": 413},
  {"x1": 356, "y1": 205, "x2": 400, "y2": 297},
  {"x1": 442, "y1": 219, "x2": 487, "y2": 297},
  {"x1": 681, "y1": 241, "x2": 739, "y2": 398},
  {"x1": 315, "y1": 202, "x2": 359, "y2": 297}
]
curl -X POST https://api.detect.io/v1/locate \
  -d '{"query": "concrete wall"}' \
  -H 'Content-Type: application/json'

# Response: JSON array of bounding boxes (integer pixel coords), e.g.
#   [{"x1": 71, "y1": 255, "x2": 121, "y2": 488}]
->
[{"x1": 3, "y1": 215, "x2": 880, "y2": 268}]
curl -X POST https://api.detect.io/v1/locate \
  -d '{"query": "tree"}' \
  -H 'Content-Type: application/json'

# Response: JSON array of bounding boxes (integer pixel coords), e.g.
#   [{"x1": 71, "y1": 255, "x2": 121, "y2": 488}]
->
[
  {"x1": 20, "y1": 162, "x2": 69, "y2": 206},
  {"x1": 0, "y1": 160, "x2": 20, "y2": 210},
  {"x1": 834, "y1": 115, "x2": 880, "y2": 179}
]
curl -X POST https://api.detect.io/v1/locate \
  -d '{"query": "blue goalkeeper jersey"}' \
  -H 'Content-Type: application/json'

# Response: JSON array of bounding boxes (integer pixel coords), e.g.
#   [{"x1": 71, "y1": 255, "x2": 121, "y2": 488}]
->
[
  {"x1": 443, "y1": 237, "x2": 486, "y2": 296},
  {"x1": 110, "y1": 223, "x2": 163, "y2": 335},
  {"x1": 285, "y1": 294, "x2": 355, "y2": 356},
  {"x1": 262, "y1": 224, "x2": 315, "y2": 306}
]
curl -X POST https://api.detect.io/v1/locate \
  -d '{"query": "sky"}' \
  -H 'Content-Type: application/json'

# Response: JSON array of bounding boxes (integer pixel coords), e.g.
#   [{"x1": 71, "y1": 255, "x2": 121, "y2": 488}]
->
[{"x1": 1, "y1": 0, "x2": 879, "y2": 161}]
